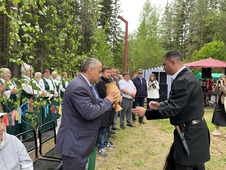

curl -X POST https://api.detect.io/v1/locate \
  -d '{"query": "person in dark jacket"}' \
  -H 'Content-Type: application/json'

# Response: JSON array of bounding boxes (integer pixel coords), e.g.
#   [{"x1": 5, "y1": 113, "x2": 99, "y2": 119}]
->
[
  {"x1": 95, "y1": 67, "x2": 115, "y2": 157},
  {"x1": 55, "y1": 59, "x2": 118, "y2": 170},
  {"x1": 132, "y1": 50, "x2": 210, "y2": 170},
  {"x1": 132, "y1": 69, "x2": 147, "y2": 124}
]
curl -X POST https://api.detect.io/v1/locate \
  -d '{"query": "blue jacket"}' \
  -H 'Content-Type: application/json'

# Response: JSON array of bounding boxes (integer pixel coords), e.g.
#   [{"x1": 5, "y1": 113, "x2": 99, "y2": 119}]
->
[{"x1": 132, "y1": 76, "x2": 147, "y2": 98}]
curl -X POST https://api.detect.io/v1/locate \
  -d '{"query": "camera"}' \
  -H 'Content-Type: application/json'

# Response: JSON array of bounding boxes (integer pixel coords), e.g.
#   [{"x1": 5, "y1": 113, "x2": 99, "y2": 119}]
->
[
  {"x1": 218, "y1": 79, "x2": 224, "y2": 84},
  {"x1": 152, "y1": 83, "x2": 156, "y2": 89}
]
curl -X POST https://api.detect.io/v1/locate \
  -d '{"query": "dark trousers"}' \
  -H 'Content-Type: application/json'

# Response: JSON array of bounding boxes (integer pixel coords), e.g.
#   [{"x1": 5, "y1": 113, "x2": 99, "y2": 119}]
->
[
  {"x1": 62, "y1": 155, "x2": 88, "y2": 170},
  {"x1": 147, "y1": 98, "x2": 159, "y2": 109},
  {"x1": 132, "y1": 97, "x2": 145, "y2": 122},
  {"x1": 97, "y1": 127, "x2": 109, "y2": 149}
]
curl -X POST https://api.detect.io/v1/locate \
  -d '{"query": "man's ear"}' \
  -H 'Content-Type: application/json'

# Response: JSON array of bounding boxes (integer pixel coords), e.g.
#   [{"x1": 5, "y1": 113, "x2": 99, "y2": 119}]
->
[
  {"x1": 171, "y1": 59, "x2": 175, "y2": 65},
  {"x1": 87, "y1": 67, "x2": 92, "y2": 74}
]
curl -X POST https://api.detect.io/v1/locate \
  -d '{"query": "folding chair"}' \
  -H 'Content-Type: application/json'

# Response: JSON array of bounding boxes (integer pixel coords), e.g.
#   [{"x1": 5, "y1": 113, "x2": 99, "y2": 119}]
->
[
  {"x1": 16, "y1": 129, "x2": 62, "y2": 170},
  {"x1": 38, "y1": 121, "x2": 62, "y2": 160}
]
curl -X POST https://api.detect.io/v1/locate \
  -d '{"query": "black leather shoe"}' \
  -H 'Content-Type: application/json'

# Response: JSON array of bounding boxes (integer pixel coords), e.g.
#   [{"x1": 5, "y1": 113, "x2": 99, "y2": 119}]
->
[
  {"x1": 120, "y1": 125, "x2": 125, "y2": 129},
  {"x1": 110, "y1": 130, "x2": 116, "y2": 134},
  {"x1": 127, "y1": 124, "x2": 135, "y2": 127},
  {"x1": 112, "y1": 127, "x2": 120, "y2": 130}
]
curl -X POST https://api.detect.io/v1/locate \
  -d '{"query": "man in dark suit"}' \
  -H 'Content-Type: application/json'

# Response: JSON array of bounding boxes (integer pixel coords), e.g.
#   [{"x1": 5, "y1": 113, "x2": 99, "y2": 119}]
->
[
  {"x1": 55, "y1": 58, "x2": 118, "y2": 170},
  {"x1": 132, "y1": 69, "x2": 147, "y2": 124},
  {"x1": 132, "y1": 50, "x2": 210, "y2": 170}
]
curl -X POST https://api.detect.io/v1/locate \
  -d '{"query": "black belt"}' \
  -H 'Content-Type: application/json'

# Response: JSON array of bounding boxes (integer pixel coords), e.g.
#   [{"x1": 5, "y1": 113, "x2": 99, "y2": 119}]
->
[{"x1": 184, "y1": 117, "x2": 204, "y2": 127}]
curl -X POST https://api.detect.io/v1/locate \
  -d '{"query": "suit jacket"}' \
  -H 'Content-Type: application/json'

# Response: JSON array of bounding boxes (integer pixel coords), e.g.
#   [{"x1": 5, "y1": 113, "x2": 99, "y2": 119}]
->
[
  {"x1": 145, "y1": 67, "x2": 210, "y2": 166},
  {"x1": 55, "y1": 74, "x2": 112, "y2": 167},
  {"x1": 132, "y1": 76, "x2": 147, "y2": 98}
]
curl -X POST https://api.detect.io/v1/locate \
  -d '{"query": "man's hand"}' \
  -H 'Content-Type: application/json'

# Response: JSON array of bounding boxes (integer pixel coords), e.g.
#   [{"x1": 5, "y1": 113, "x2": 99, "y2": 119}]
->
[
  {"x1": 106, "y1": 91, "x2": 118, "y2": 103},
  {"x1": 149, "y1": 101, "x2": 160, "y2": 109},
  {"x1": 131, "y1": 92, "x2": 136, "y2": 98},
  {"x1": 119, "y1": 96, "x2": 122, "y2": 103},
  {"x1": 131, "y1": 107, "x2": 146, "y2": 117}
]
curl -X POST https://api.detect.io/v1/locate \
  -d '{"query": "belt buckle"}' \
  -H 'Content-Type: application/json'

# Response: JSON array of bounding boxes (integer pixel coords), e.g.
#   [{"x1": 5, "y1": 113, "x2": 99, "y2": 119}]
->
[{"x1": 191, "y1": 120, "x2": 198, "y2": 125}]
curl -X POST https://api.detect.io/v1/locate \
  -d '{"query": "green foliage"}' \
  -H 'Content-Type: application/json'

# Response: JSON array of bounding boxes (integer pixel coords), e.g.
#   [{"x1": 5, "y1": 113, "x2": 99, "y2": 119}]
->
[
  {"x1": 191, "y1": 41, "x2": 226, "y2": 61},
  {"x1": 127, "y1": 0, "x2": 165, "y2": 72}
]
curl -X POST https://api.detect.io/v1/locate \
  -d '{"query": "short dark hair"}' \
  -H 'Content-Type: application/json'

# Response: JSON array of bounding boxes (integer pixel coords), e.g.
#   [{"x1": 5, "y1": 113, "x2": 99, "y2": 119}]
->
[
  {"x1": 123, "y1": 72, "x2": 130, "y2": 76},
  {"x1": 102, "y1": 67, "x2": 111, "y2": 72},
  {"x1": 81, "y1": 58, "x2": 102, "y2": 72},
  {"x1": 163, "y1": 50, "x2": 183, "y2": 62},
  {"x1": 43, "y1": 69, "x2": 50, "y2": 75}
]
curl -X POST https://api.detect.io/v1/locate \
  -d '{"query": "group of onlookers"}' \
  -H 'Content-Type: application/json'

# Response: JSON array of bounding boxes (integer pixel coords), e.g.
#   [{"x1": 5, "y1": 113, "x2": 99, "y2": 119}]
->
[
  {"x1": 95, "y1": 68, "x2": 161, "y2": 157},
  {"x1": 198, "y1": 75, "x2": 226, "y2": 137},
  {"x1": 0, "y1": 63, "x2": 71, "y2": 137}
]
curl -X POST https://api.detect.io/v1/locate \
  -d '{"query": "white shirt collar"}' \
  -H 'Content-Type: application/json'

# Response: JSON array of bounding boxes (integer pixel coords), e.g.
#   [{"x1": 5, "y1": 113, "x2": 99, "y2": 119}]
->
[{"x1": 172, "y1": 66, "x2": 186, "y2": 80}]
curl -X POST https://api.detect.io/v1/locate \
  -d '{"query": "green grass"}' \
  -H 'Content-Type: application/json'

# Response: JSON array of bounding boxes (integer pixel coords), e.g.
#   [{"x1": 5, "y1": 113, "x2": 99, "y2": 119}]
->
[{"x1": 95, "y1": 107, "x2": 226, "y2": 170}]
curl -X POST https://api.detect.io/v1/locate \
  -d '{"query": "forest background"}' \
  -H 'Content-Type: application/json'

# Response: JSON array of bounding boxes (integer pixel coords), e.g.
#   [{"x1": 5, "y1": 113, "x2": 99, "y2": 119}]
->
[{"x1": 0, "y1": 0, "x2": 226, "y2": 78}]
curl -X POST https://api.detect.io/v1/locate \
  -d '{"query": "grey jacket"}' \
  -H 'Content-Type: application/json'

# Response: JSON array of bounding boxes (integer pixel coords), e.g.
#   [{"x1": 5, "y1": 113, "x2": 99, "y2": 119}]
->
[
  {"x1": 55, "y1": 74, "x2": 112, "y2": 167},
  {"x1": 0, "y1": 132, "x2": 33, "y2": 170}
]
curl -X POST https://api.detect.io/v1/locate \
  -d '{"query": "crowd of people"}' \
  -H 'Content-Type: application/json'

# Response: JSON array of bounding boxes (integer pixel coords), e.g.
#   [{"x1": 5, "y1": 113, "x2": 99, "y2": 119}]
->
[
  {"x1": 0, "y1": 52, "x2": 225, "y2": 169},
  {"x1": 0, "y1": 63, "x2": 72, "y2": 138}
]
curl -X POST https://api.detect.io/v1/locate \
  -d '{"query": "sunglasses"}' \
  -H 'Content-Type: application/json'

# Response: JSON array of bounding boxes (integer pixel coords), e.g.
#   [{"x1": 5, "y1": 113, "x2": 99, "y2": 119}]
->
[{"x1": 138, "y1": 73, "x2": 143, "y2": 74}]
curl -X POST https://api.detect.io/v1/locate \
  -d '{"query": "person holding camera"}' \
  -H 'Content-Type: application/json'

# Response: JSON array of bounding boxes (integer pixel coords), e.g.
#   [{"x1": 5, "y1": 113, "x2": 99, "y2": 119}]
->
[
  {"x1": 212, "y1": 75, "x2": 226, "y2": 137},
  {"x1": 146, "y1": 73, "x2": 160, "y2": 109}
]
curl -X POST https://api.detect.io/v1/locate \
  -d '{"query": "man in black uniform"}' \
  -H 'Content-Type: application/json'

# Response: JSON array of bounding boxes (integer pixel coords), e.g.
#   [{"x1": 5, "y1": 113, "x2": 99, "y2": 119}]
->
[{"x1": 132, "y1": 50, "x2": 210, "y2": 170}]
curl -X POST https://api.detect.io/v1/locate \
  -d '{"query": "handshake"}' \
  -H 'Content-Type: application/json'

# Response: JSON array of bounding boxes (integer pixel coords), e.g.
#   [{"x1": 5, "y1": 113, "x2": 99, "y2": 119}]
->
[{"x1": 131, "y1": 101, "x2": 160, "y2": 117}]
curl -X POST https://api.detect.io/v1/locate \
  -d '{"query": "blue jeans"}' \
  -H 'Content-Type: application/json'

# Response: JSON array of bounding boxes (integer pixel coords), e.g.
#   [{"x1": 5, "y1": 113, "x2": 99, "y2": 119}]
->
[
  {"x1": 132, "y1": 97, "x2": 145, "y2": 122},
  {"x1": 97, "y1": 127, "x2": 109, "y2": 149}
]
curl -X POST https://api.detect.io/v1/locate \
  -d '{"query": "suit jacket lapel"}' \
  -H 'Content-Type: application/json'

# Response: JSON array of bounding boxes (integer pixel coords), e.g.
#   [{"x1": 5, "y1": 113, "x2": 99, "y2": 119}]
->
[{"x1": 78, "y1": 74, "x2": 97, "y2": 100}]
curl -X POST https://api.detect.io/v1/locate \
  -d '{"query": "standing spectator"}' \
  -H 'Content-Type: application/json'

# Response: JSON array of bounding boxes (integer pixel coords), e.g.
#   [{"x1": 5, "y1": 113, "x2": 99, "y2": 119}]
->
[
  {"x1": 59, "y1": 72, "x2": 70, "y2": 100},
  {"x1": 55, "y1": 58, "x2": 117, "y2": 170},
  {"x1": 132, "y1": 50, "x2": 210, "y2": 169},
  {"x1": 0, "y1": 113, "x2": 33, "y2": 170},
  {"x1": 132, "y1": 69, "x2": 147, "y2": 124},
  {"x1": 116, "y1": 69, "x2": 120, "y2": 80},
  {"x1": 198, "y1": 78, "x2": 202, "y2": 86},
  {"x1": 0, "y1": 68, "x2": 19, "y2": 136},
  {"x1": 111, "y1": 67, "x2": 122, "y2": 130},
  {"x1": 34, "y1": 72, "x2": 42, "y2": 81},
  {"x1": 119, "y1": 72, "x2": 136, "y2": 129},
  {"x1": 96, "y1": 67, "x2": 115, "y2": 157},
  {"x1": 21, "y1": 63, "x2": 47, "y2": 138},
  {"x1": 207, "y1": 76, "x2": 214, "y2": 92},
  {"x1": 147, "y1": 73, "x2": 160, "y2": 109},
  {"x1": 39, "y1": 69, "x2": 58, "y2": 127},
  {"x1": 51, "y1": 71, "x2": 60, "y2": 94},
  {"x1": 212, "y1": 75, "x2": 226, "y2": 137}
]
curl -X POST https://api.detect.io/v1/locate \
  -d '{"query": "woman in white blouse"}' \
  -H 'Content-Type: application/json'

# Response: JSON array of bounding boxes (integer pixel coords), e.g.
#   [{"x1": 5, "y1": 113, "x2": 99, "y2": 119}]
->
[
  {"x1": 39, "y1": 69, "x2": 58, "y2": 128},
  {"x1": 147, "y1": 73, "x2": 160, "y2": 109},
  {"x1": 0, "y1": 68, "x2": 19, "y2": 135}
]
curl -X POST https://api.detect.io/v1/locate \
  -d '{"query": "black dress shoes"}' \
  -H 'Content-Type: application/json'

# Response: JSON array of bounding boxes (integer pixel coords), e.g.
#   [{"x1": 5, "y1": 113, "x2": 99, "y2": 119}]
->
[
  {"x1": 120, "y1": 125, "x2": 125, "y2": 129},
  {"x1": 112, "y1": 127, "x2": 120, "y2": 130},
  {"x1": 127, "y1": 124, "x2": 135, "y2": 127}
]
